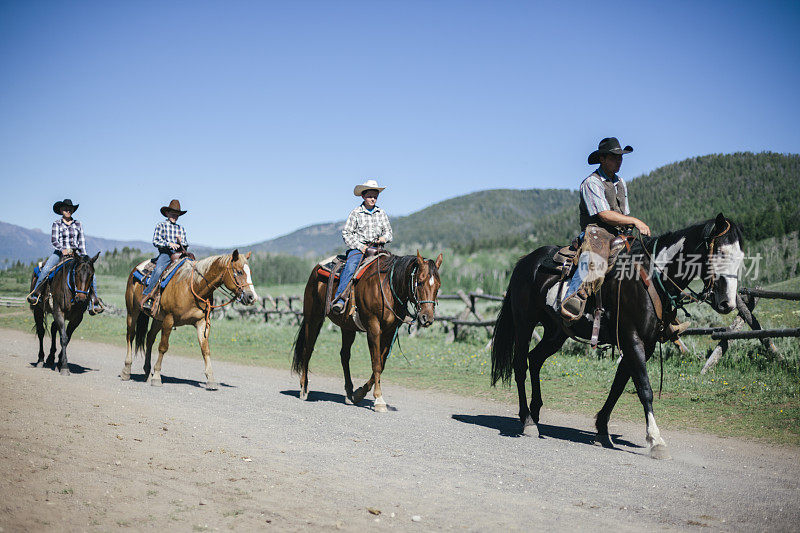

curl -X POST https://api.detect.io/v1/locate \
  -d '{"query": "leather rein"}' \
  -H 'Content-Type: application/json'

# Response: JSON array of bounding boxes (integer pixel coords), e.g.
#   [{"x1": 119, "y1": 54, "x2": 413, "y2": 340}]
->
[{"x1": 189, "y1": 257, "x2": 250, "y2": 336}]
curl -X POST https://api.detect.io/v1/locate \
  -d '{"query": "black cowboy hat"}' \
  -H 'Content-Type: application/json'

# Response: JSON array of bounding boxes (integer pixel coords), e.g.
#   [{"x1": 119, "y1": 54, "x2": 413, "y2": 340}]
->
[
  {"x1": 588, "y1": 137, "x2": 634, "y2": 165},
  {"x1": 160, "y1": 199, "x2": 187, "y2": 217},
  {"x1": 53, "y1": 199, "x2": 79, "y2": 214}
]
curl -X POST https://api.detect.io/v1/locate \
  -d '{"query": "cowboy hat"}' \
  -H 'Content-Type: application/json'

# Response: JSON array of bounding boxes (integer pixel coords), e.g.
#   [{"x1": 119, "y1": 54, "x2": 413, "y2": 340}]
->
[
  {"x1": 53, "y1": 199, "x2": 79, "y2": 214},
  {"x1": 353, "y1": 179, "x2": 386, "y2": 197},
  {"x1": 588, "y1": 137, "x2": 633, "y2": 165},
  {"x1": 160, "y1": 199, "x2": 187, "y2": 217}
]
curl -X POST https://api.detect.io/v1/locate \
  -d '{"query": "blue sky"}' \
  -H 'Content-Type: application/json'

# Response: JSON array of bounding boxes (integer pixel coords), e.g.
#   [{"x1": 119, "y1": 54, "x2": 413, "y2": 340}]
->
[{"x1": 1, "y1": 0, "x2": 798, "y2": 247}]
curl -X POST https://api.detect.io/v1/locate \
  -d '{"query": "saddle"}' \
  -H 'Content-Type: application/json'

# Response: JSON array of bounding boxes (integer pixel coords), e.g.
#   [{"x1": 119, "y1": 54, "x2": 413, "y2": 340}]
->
[
  {"x1": 34, "y1": 257, "x2": 73, "y2": 282},
  {"x1": 132, "y1": 254, "x2": 191, "y2": 316},
  {"x1": 317, "y1": 248, "x2": 390, "y2": 321}
]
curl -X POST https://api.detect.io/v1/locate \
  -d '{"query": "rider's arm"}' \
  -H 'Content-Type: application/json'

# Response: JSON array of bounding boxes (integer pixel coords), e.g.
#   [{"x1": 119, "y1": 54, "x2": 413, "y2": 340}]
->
[
  {"x1": 596, "y1": 210, "x2": 651, "y2": 236},
  {"x1": 51, "y1": 221, "x2": 62, "y2": 251},
  {"x1": 180, "y1": 226, "x2": 188, "y2": 248},
  {"x1": 379, "y1": 211, "x2": 393, "y2": 244},
  {"x1": 342, "y1": 210, "x2": 365, "y2": 252},
  {"x1": 152, "y1": 222, "x2": 168, "y2": 249},
  {"x1": 76, "y1": 221, "x2": 87, "y2": 255}
]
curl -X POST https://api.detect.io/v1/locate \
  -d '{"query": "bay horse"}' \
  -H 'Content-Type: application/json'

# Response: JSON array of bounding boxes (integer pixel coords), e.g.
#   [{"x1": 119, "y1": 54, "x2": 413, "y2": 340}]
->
[
  {"x1": 491, "y1": 213, "x2": 744, "y2": 459},
  {"x1": 292, "y1": 251, "x2": 443, "y2": 412},
  {"x1": 121, "y1": 250, "x2": 258, "y2": 389},
  {"x1": 30, "y1": 252, "x2": 101, "y2": 374}
]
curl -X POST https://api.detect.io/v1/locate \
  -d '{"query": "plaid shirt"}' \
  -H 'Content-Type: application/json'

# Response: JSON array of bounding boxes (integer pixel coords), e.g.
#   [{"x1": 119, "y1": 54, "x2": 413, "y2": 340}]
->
[
  {"x1": 580, "y1": 168, "x2": 630, "y2": 216},
  {"x1": 51, "y1": 218, "x2": 86, "y2": 255},
  {"x1": 152, "y1": 219, "x2": 188, "y2": 250},
  {"x1": 342, "y1": 204, "x2": 393, "y2": 250}
]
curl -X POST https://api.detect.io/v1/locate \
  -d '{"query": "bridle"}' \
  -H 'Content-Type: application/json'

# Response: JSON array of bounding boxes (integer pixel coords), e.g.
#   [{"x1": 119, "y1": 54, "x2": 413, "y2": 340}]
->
[
  {"x1": 66, "y1": 258, "x2": 92, "y2": 304},
  {"x1": 190, "y1": 256, "x2": 252, "y2": 337},
  {"x1": 385, "y1": 258, "x2": 439, "y2": 322}
]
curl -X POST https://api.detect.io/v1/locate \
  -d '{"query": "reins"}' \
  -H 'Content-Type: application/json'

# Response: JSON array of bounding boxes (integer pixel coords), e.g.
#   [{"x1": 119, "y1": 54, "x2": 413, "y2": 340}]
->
[{"x1": 189, "y1": 257, "x2": 247, "y2": 338}]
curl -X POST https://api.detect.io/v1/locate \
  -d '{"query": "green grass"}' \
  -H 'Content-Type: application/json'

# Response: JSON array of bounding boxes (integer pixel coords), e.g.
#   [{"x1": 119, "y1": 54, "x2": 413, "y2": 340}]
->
[{"x1": 2, "y1": 275, "x2": 798, "y2": 445}]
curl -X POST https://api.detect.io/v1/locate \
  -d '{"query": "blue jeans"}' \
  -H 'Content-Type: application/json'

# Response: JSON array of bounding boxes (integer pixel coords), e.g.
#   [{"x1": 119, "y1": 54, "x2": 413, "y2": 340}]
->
[
  {"x1": 333, "y1": 249, "x2": 362, "y2": 301},
  {"x1": 33, "y1": 253, "x2": 61, "y2": 291},
  {"x1": 143, "y1": 252, "x2": 171, "y2": 296}
]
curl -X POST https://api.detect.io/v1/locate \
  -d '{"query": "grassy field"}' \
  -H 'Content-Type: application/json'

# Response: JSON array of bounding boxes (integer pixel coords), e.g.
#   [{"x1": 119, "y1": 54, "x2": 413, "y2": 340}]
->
[{"x1": 2, "y1": 273, "x2": 798, "y2": 445}]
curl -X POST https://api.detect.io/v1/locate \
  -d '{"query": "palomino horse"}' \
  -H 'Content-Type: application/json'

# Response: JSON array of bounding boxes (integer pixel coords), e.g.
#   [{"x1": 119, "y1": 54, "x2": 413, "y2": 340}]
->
[
  {"x1": 491, "y1": 214, "x2": 744, "y2": 459},
  {"x1": 292, "y1": 251, "x2": 443, "y2": 411},
  {"x1": 30, "y1": 253, "x2": 101, "y2": 374},
  {"x1": 121, "y1": 250, "x2": 258, "y2": 389}
]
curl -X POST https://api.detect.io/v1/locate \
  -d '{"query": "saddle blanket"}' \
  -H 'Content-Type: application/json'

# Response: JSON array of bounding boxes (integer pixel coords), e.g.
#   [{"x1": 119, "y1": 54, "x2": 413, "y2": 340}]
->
[
  {"x1": 34, "y1": 258, "x2": 72, "y2": 281},
  {"x1": 132, "y1": 258, "x2": 187, "y2": 289},
  {"x1": 316, "y1": 253, "x2": 386, "y2": 282}
]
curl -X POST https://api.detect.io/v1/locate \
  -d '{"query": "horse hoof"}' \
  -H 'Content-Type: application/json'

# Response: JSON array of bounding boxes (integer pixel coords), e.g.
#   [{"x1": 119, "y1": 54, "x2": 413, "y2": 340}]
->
[
  {"x1": 374, "y1": 400, "x2": 388, "y2": 413},
  {"x1": 35, "y1": 361, "x2": 44, "y2": 368},
  {"x1": 120, "y1": 369, "x2": 131, "y2": 381},
  {"x1": 299, "y1": 390, "x2": 308, "y2": 401},
  {"x1": 60, "y1": 367, "x2": 71, "y2": 376},
  {"x1": 595, "y1": 433, "x2": 615, "y2": 449},
  {"x1": 206, "y1": 382, "x2": 218, "y2": 391},
  {"x1": 344, "y1": 395, "x2": 354, "y2": 405},
  {"x1": 521, "y1": 416, "x2": 539, "y2": 437},
  {"x1": 650, "y1": 444, "x2": 672, "y2": 460},
  {"x1": 150, "y1": 378, "x2": 162, "y2": 387}
]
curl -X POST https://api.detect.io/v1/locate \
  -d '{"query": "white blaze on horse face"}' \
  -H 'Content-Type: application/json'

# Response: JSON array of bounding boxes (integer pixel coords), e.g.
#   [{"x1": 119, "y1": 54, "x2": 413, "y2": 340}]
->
[
  {"x1": 429, "y1": 276, "x2": 435, "y2": 287},
  {"x1": 655, "y1": 237, "x2": 685, "y2": 272},
  {"x1": 714, "y1": 242, "x2": 744, "y2": 305},
  {"x1": 243, "y1": 264, "x2": 258, "y2": 300}
]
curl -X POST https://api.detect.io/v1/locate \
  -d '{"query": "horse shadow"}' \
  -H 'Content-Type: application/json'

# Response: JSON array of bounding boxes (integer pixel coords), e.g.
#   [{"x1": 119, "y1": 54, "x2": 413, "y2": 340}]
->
[
  {"x1": 451, "y1": 414, "x2": 642, "y2": 448},
  {"x1": 29, "y1": 361, "x2": 97, "y2": 374},
  {"x1": 128, "y1": 373, "x2": 235, "y2": 389},
  {"x1": 280, "y1": 389, "x2": 398, "y2": 412}
]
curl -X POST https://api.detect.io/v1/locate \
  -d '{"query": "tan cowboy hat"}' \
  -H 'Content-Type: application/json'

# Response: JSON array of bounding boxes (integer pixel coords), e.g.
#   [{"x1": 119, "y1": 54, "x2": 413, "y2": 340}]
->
[
  {"x1": 587, "y1": 137, "x2": 633, "y2": 165},
  {"x1": 160, "y1": 199, "x2": 187, "y2": 217},
  {"x1": 353, "y1": 179, "x2": 386, "y2": 197}
]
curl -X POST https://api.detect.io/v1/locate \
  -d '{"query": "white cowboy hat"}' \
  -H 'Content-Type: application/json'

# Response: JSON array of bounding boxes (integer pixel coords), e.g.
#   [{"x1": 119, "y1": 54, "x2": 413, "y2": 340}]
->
[{"x1": 353, "y1": 179, "x2": 386, "y2": 197}]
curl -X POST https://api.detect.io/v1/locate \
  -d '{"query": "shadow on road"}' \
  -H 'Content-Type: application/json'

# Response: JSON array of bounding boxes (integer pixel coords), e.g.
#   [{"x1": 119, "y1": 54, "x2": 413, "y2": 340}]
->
[
  {"x1": 280, "y1": 389, "x2": 398, "y2": 411},
  {"x1": 29, "y1": 361, "x2": 98, "y2": 374},
  {"x1": 127, "y1": 373, "x2": 235, "y2": 388},
  {"x1": 451, "y1": 414, "x2": 642, "y2": 448}
]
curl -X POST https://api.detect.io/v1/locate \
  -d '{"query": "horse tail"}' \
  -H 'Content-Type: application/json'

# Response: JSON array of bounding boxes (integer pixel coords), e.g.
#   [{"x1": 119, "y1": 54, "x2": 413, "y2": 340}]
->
[
  {"x1": 491, "y1": 288, "x2": 516, "y2": 386},
  {"x1": 291, "y1": 316, "x2": 307, "y2": 375},
  {"x1": 134, "y1": 313, "x2": 150, "y2": 354}
]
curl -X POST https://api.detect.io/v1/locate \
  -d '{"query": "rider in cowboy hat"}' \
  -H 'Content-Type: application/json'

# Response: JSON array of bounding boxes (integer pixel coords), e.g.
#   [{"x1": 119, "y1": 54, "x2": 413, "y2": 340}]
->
[
  {"x1": 27, "y1": 199, "x2": 104, "y2": 314},
  {"x1": 330, "y1": 179, "x2": 393, "y2": 315},
  {"x1": 562, "y1": 137, "x2": 688, "y2": 338},
  {"x1": 141, "y1": 199, "x2": 189, "y2": 314}
]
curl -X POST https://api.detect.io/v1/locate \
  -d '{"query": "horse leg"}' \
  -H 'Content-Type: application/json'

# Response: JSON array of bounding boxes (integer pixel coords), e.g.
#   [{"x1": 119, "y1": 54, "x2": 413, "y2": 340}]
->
[
  {"x1": 195, "y1": 320, "x2": 218, "y2": 391},
  {"x1": 351, "y1": 327, "x2": 378, "y2": 406},
  {"x1": 298, "y1": 316, "x2": 324, "y2": 401},
  {"x1": 60, "y1": 312, "x2": 84, "y2": 375},
  {"x1": 146, "y1": 319, "x2": 167, "y2": 386},
  {"x1": 53, "y1": 308, "x2": 71, "y2": 376},
  {"x1": 121, "y1": 311, "x2": 136, "y2": 380},
  {"x1": 143, "y1": 320, "x2": 160, "y2": 379},
  {"x1": 623, "y1": 334, "x2": 671, "y2": 460},
  {"x1": 33, "y1": 306, "x2": 46, "y2": 367},
  {"x1": 594, "y1": 362, "x2": 631, "y2": 448},
  {"x1": 340, "y1": 329, "x2": 357, "y2": 404},
  {"x1": 511, "y1": 320, "x2": 532, "y2": 431},
  {"x1": 47, "y1": 320, "x2": 58, "y2": 368},
  {"x1": 527, "y1": 324, "x2": 567, "y2": 436},
  {"x1": 370, "y1": 327, "x2": 396, "y2": 413}
]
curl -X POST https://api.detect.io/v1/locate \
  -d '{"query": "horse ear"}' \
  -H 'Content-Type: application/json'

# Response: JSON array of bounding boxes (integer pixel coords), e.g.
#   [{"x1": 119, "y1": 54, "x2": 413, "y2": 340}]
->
[
  {"x1": 715, "y1": 212, "x2": 726, "y2": 231},
  {"x1": 416, "y1": 250, "x2": 424, "y2": 267},
  {"x1": 435, "y1": 253, "x2": 443, "y2": 269},
  {"x1": 91, "y1": 252, "x2": 100, "y2": 264},
  {"x1": 245, "y1": 251, "x2": 251, "y2": 260},
  {"x1": 231, "y1": 249, "x2": 239, "y2": 261}
]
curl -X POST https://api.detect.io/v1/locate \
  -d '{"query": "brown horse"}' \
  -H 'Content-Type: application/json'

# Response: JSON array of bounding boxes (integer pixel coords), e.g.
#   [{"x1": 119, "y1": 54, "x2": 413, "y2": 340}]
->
[
  {"x1": 121, "y1": 250, "x2": 258, "y2": 389},
  {"x1": 292, "y1": 251, "x2": 443, "y2": 411},
  {"x1": 30, "y1": 253, "x2": 100, "y2": 374}
]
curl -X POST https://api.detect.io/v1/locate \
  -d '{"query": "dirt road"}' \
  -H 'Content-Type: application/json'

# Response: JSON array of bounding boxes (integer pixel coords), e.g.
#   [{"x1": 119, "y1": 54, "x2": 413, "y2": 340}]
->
[{"x1": 1, "y1": 328, "x2": 798, "y2": 531}]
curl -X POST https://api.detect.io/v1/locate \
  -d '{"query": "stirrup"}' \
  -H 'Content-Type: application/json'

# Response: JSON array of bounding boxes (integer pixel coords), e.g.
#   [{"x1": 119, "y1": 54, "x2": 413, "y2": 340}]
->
[
  {"x1": 330, "y1": 299, "x2": 345, "y2": 315},
  {"x1": 27, "y1": 291, "x2": 41, "y2": 305},
  {"x1": 560, "y1": 293, "x2": 586, "y2": 322}
]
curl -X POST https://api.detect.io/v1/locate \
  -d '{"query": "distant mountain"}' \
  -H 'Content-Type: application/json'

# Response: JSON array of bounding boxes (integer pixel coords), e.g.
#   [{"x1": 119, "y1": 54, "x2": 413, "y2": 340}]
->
[
  {"x1": 0, "y1": 220, "x2": 215, "y2": 266},
  {"x1": 238, "y1": 188, "x2": 579, "y2": 257}
]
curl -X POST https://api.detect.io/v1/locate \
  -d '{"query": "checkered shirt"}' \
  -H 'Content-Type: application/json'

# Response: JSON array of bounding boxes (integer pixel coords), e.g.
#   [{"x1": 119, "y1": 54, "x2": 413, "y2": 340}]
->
[
  {"x1": 342, "y1": 204, "x2": 393, "y2": 250},
  {"x1": 579, "y1": 169, "x2": 630, "y2": 216},
  {"x1": 51, "y1": 218, "x2": 86, "y2": 255},
  {"x1": 152, "y1": 219, "x2": 188, "y2": 250}
]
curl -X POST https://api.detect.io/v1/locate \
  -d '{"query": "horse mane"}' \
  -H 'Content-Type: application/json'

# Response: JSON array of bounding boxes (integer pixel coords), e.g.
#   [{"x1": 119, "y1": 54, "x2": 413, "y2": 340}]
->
[
  {"x1": 626, "y1": 216, "x2": 744, "y2": 258},
  {"x1": 172, "y1": 254, "x2": 227, "y2": 283}
]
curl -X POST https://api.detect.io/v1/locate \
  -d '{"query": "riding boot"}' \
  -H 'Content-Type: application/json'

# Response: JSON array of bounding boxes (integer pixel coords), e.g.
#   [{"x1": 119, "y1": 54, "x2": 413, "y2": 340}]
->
[
  {"x1": 27, "y1": 283, "x2": 45, "y2": 305},
  {"x1": 665, "y1": 319, "x2": 690, "y2": 341},
  {"x1": 140, "y1": 292, "x2": 155, "y2": 317},
  {"x1": 88, "y1": 289, "x2": 105, "y2": 316},
  {"x1": 330, "y1": 298, "x2": 346, "y2": 315},
  {"x1": 560, "y1": 288, "x2": 588, "y2": 322}
]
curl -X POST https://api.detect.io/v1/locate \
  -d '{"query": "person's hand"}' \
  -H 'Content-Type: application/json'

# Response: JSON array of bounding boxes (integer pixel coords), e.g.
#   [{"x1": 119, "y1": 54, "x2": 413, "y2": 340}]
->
[
  {"x1": 359, "y1": 245, "x2": 367, "y2": 254},
  {"x1": 169, "y1": 242, "x2": 180, "y2": 250},
  {"x1": 63, "y1": 248, "x2": 73, "y2": 256},
  {"x1": 376, "y1": 237, "x2": 386, "y2": 244},
  {"x1": 634, "y1": 220, "x2": 651, "y2": 237}
]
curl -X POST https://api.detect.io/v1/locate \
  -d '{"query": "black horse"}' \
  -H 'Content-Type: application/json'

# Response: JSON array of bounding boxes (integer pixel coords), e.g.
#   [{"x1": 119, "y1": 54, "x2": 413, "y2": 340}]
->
[
  {"x1": 30, "y1": 253, "x2": 100, "y2": 374},
  {"x1": 491, "y1": 213, "x2": 744, "y2": 459}
]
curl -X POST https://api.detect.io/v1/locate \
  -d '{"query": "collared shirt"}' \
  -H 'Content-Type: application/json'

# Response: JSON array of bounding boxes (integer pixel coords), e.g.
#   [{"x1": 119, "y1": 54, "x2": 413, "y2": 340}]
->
[
  {"x1": 342, "y1": 204, "x2": 393, "y2": 250},
  {"x1": 579, "y1": 167, "x2": 630, "y2": 217},
  {"x1": 51, "y1": 218, "x2": 86, "y2": 255},
  {"x1": 152, "y1": 219, "x2": 188, "y2": 250}
]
